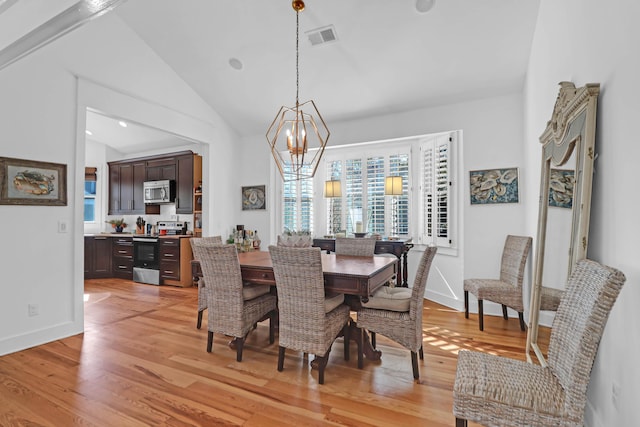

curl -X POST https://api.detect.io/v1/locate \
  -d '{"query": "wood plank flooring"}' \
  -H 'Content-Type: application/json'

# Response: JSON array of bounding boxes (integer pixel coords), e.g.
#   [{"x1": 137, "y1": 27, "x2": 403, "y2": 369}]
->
[{"x1": 0, "y1": 279, "x2": 550, "y2": 426}]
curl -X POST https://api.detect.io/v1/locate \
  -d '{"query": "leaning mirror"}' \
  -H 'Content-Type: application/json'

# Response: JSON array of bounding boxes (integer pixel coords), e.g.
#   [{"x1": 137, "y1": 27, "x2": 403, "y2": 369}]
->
[{"x1": 526, "y1": 82, "x2": 600, "y2": 365}]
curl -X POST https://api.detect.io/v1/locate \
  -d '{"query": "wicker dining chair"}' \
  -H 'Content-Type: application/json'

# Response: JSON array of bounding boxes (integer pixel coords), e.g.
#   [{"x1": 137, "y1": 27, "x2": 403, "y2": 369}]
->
[
  {"x1": 464, "y1": 235, "x2": 563, "y2": 331},
  {"x1": 334, "y1": 236, "x2": 394, "y2": 347},
  {"x1": 190, "y1": 243, "x2": 277, "y2": 362},
  {"x1": 268, "y1": 245, "x2": 353, "y2": 384},
  {"x1": 276, "y1": 234, "x2": 313, "y2": 248},
  {"x1": 357, "y1": 246, "x2": 437, "y2": 380},
  {"x1": 335, "y1": 236, "x2": 376, "y2": 256},
  {"x1": 190, "y1": 235, "x2": 223, "y2": 329},
  {"x1": 454, "y1": 258, "x2": 626, "y2": 427}
]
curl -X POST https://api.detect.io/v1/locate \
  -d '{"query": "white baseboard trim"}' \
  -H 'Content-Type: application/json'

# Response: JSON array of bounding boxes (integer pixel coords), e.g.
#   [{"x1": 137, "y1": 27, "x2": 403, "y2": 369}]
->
[
  {"x1": 0, "y1": 321, "x2": 83, "y2": 356},
  {"x1": 424, "y1": 290, "x2": 556, "y2": 328}
]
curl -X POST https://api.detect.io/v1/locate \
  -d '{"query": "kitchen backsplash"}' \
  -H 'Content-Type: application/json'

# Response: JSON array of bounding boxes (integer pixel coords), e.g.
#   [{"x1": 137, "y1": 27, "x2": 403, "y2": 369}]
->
[{"x1": 88, "y1": 203, "x2": 191, "y2": 234}]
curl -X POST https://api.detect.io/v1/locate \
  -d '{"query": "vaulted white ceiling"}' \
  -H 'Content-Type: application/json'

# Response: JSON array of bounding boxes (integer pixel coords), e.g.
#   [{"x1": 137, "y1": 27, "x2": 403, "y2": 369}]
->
[
  {"x1": 114, "y1": 0, "x2": 540, "y2": 137},
  {"x1": 1, "y1": 0, "x2": 541, "y2": 147}
]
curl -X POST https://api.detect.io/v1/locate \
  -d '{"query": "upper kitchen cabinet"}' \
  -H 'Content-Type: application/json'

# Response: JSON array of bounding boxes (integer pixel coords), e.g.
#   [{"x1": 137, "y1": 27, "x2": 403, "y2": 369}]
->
[
  {"x1": 108, "y1": 160, "x2": 146, "y2": 215},
  {"x1": 108, "y1": 151, "x2": 202, "y2": 216},
  {"x1": 145, "y1": 158, "x2": 176, "y2": 181},
  {"x1": 176, "y1": 153, "x2": 202, "y2": 214}
]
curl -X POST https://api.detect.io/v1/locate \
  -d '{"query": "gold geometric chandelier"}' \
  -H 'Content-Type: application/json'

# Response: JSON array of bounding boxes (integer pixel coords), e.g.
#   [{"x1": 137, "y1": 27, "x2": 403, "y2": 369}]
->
[{"x1": 266, "y1": 0, "x2": 330, "y2": 181}]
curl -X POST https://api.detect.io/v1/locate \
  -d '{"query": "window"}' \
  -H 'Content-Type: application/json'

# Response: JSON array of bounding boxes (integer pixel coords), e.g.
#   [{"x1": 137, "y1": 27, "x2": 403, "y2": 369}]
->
[
  {"x1": 420, "y1": 133, "x2": 453, "y2": 247},
  {"x1": 84, "y1": 167, "x2": 97, "y2": 222},
  {"x1": 276, "y1": 131, "x2": 458, "y2": 251},
  {"x1": 324, "y1": 148, "x2": 410, "y2": 236},
  {"x1": 282, "y1": 163, "x2": 314, "y2": 233}
]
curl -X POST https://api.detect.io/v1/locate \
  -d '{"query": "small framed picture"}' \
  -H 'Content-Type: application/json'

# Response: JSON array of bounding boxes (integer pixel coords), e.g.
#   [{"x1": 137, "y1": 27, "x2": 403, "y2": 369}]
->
[
  {"x1": 242, "y1": 185, "x2": 266, "y2": 210},
  {"x1": 0, "y1": 157, "x2": 67, "y2": 206},
  {"x1": 469, "y1": 167, "x2": 519, "y2": 205}
]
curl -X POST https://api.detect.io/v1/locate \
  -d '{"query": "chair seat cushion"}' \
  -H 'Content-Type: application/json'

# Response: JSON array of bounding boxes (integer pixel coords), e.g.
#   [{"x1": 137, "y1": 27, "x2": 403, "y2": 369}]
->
[
  {"x1": 242, "y1": 283, "x2": 271, "y2": 301},
  {"x1": 453, "y1": 350, "x2": 567, "y2": 423},
  {"x1": 324, "y1": 293, "x2": 345, "y2": 313},
  {"x1": 361, "y1": 286, "x2": 412, "y2": 312}
]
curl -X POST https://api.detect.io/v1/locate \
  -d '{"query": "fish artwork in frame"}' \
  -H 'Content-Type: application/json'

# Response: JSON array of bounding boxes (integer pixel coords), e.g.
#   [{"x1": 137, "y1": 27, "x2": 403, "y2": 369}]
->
[{"x1": 0, "y1": 157, "x2": 67, "y2": 206}]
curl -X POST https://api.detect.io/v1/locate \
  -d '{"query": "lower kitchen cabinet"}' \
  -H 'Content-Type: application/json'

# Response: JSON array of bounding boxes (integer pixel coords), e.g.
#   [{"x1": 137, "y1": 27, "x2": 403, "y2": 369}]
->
[
  {"x1": 84, "y1": 235, "x2": 192, "y2": 286},
  {"x1": 112, "y1": 236, "x2": 133, "y2": 279},
  {"x1": 159, "y1": 237, "x2": 193, "y2": 287},
  {"x1": 84, "y1": 236, "x2": 112, "y2": 279}
]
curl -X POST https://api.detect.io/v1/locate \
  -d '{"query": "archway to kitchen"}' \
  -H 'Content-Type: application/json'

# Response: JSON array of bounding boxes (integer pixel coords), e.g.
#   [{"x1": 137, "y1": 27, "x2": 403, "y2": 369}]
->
[{"x1": 75, "y1": 78, "x2": 215, "y2": 322}]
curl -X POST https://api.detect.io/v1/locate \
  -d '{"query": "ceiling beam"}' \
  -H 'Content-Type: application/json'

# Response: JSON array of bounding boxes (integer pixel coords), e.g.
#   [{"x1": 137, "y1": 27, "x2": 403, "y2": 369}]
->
[{"x1": 0, "y1": 0, "x2": 126, "y2": 71}]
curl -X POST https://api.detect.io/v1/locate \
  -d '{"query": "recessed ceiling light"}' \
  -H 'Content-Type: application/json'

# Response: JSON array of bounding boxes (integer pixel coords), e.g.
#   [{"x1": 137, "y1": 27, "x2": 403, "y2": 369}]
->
[
  {"x1": 229, "y1": 57, "x2": 243, "y2": 71},
  {"x1": 118, "y1": 120, "x2": 127, "y2": 128},
  {"x1": 415, "y1": 0, "x2": 435, "y2": 13},
  {"x1": 85, "y1": 129, "x2": 93, "y2": 136}
]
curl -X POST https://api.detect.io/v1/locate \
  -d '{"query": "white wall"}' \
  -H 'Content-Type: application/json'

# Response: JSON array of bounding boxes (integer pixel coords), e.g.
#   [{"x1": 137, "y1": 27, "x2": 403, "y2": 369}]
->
[
  {"x1": 525, "y1": 1, "x2": 640, "y2": 425},
  {"x1": 241, "y1": 92, "x2": 528, "y2": 313},
  {"x1": 0, "y1": 13, "x2": 238, "y2": 355}
]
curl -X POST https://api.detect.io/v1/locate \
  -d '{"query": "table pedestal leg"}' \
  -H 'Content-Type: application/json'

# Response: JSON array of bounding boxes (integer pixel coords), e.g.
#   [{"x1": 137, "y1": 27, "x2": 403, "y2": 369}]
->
[{"x1": 350, "y1": 321, "x2": 381, "y2": 361}]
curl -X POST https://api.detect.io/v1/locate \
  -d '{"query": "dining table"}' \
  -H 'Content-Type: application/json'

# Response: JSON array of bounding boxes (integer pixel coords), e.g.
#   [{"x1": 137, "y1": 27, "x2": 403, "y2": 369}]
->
[{"x1": 191, "y1": 249, "x2": 398, "y2": 360}]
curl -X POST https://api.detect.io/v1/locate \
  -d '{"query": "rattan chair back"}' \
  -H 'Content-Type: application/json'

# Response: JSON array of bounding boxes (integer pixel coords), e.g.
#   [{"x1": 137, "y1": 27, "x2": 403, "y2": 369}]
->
[{"x1": 335, "y1": 237, "x2": 376, "y2": 256}]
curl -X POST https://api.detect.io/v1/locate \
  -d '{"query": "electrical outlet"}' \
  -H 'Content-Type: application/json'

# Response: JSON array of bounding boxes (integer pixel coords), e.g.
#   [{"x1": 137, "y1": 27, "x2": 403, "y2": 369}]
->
[
  {"x1": 58, "y1": 220, "x2": 68, "y2": 233},
  {"x1": 28, "y1": 304, "x2": 39, "y2": 317}
]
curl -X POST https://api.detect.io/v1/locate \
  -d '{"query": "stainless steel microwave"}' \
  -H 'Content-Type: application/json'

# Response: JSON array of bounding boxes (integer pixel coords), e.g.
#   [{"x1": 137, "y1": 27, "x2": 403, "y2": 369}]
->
[{"x1": 143, "y1": 180, "x2": 175, "y2": 204}]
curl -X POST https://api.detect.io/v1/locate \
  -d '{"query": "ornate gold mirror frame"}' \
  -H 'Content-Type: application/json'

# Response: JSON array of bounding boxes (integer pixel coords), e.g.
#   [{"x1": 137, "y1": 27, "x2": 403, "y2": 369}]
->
[{"x1": 526, "y1": 82, "x2": 600, "y2": 365}]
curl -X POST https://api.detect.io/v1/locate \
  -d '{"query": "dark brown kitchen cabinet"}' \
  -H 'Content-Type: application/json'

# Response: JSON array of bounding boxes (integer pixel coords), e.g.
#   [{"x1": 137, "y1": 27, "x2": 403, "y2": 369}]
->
[
  {"x1": 159, "y1": 238, "x2": 193, "y2": 287},
  {"x1": 112, "y1": 236, "x2": 133, "y2": 279},
  {"x1": 175, "y1": 154, "x2": 194, "y2": 214},
  {"x1": 108, "y1": 161, "x2": 145, "y2": 215},
  {"x1": 108, "y1": 151, "x2": 201, "y2": 216},
  {"x1": 159, "y1": 239, "x2": 181, "y2": 282},
  {"x1": 145, "y1": 158, "x2": 176, "y2": 181},
  {"x1": 84, "y1": 236, "x2": 112, "y2": 279}
]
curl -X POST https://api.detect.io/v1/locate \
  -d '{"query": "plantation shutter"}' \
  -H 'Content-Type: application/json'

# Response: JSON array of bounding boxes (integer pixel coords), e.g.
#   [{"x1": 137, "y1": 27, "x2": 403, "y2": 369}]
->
[
  {"x1": 282, "y1": 162, "x2": 314, "y2": 234},
  {"x1": 366, "y1": 156, "x2": 385, "y2": 234},
  {"x1": 389, "y1": 154, "x2": 410, "y2": 236},
  {"x1": 345, "y1": 159, "x2": 363, "y2": 234},
  {"x1": 421, "y1": 134, "x2": 452, "y2": 247}
]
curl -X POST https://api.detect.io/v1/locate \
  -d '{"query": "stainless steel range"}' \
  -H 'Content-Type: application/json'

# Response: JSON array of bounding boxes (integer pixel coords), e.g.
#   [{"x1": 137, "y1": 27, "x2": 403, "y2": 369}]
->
[
  {"x1": 132, "y1": 221, "x2": 188, "y2": 285},
  {"x1": 133, "y1": 236, "x2": 160, "y2": 285}
]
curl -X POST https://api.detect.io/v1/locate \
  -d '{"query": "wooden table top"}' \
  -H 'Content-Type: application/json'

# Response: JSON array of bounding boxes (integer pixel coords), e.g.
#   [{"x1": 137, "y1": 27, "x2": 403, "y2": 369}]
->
[{"x1": 237, "y1": 250, "x2": 397, "y2": 278}]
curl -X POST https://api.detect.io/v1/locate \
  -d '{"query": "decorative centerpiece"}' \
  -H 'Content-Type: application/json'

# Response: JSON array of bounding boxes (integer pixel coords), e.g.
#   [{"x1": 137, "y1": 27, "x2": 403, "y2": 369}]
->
[{"x1": 106, "y1": 218, "x2": 127, "y2": 233}]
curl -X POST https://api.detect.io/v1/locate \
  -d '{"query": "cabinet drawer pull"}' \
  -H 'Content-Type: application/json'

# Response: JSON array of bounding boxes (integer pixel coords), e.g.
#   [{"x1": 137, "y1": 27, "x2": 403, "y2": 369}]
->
[
  {"x1": 164, "y1": 254, "x2": 174, "y2": 257},
  {"x1": 163, "y1": 270, "x2": 174, "y2": 274},
  {"x1": 118, "y1": 265, "x2": 127, "y2": 270},
  {"x1": 118, "y1": 250, "x2": 127, "y2": 254},
  {"x1": 262, "y1": 273, "x2": 269, "y2": 278}
]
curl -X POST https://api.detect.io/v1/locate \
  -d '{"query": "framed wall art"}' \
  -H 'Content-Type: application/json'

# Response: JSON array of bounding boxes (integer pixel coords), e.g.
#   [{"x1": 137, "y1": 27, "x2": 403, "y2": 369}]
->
[
  {"x1": 241, "y1": 185, "x2": 266, "y2": 210},
  {"x1": 548, "y1": 168, "x2": 574, "y2": 209},
  {"x1": 0, "y1": 157, "x2": 67, "y2": 206},
  {"x1": 469, "y1": 167, "x2": 519, "y2": 205}
]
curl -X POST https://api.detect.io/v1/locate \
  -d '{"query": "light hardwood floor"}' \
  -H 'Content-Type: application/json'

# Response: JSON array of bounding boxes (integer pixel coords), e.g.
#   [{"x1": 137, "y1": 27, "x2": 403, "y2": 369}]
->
[{"x1": 0, "y1": 279, "x2": 550, "y2": 426}]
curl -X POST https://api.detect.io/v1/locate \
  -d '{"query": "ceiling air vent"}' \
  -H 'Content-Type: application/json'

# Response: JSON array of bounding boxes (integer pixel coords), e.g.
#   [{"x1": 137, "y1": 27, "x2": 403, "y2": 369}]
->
[{"x1": 306, "y1": 25, "x2": 338, "y2": 46}]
